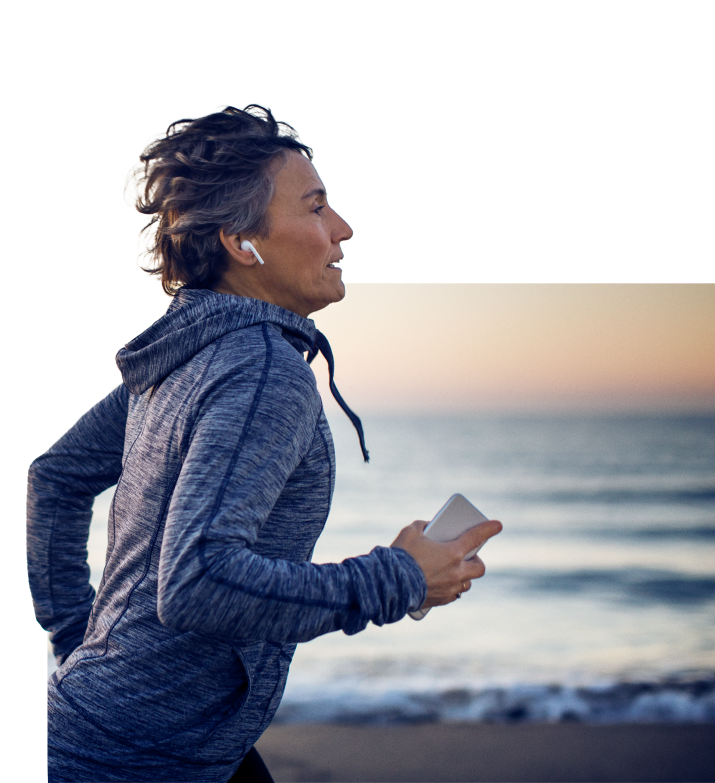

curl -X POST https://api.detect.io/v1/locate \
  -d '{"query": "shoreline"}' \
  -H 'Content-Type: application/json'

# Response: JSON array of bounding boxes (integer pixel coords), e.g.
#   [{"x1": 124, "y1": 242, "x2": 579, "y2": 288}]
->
[
  {"x1": 255, "y1": 722, "x2": 715, "y2": 782},
  {"x1": 273, "y1": 675, "x2": 715, "y2": 725}
]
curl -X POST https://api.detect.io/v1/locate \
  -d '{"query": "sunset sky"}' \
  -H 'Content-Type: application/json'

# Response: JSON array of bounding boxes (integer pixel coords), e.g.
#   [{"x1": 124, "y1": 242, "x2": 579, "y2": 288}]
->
[{"x1": 312, "y1": 284, "x2": 715, "y2": 413}]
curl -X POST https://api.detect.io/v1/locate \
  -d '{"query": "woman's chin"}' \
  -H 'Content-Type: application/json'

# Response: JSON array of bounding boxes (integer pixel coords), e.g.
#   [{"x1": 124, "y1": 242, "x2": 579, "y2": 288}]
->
[
  {"x1": 308, "y1": 281, "x2": 346, "y2": 315},
  {"x1": 326, "y1": 272, "x2": 346, "y2": 301},
  {"x1": 331, "y1": 280, "x2": 346, "y2": 307}
]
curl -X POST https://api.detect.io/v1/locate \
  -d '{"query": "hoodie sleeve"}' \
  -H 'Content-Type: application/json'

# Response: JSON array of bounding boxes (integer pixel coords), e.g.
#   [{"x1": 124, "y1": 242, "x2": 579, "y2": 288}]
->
[
  {"x1": 157, "y1": 328, "x2": 426, "y2": 643},
  {"x1": 26, "y1": 384, "x2": 129, "y2": 664}
]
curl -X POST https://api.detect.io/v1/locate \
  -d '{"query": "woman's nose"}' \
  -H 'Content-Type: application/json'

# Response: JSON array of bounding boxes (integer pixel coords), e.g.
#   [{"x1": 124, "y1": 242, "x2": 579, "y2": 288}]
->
[{"x1": 332, "y1": 209, "x2": 353, "y2": 243}]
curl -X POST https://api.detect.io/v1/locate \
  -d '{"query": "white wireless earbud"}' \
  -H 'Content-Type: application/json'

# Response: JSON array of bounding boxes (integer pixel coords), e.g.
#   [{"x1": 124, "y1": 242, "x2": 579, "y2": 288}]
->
[{"x1": 240, "y1": 240, "x2": 264, "y2": 265}]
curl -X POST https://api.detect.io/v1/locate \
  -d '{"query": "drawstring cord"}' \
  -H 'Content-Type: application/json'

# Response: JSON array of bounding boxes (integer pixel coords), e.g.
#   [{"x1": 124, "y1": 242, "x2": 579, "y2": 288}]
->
[{"x1": 307, "y1": 330, "x2": 369, "y2": 463}]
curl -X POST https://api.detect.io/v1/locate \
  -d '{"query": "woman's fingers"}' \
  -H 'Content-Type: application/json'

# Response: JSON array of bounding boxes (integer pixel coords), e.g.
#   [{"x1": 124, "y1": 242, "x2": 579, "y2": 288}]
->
[
  {"x1": 389, "y1": 520, "x2": 429, "y2": 551},
  {"x1": 418, "y1": 553, "x2": 488, "y2": 609},
  {"x1": 453, "y1": 519, "x2": 503, "y2": 559},
  {"x1": 461, "y1": 554, "x2": 486, "y2": 580}
]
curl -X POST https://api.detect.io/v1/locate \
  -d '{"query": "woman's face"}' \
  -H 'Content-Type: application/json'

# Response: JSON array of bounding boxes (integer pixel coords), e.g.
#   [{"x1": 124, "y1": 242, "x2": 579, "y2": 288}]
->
[{"x1": 251, "y1": 151, "x2": 353, "y2": 318}]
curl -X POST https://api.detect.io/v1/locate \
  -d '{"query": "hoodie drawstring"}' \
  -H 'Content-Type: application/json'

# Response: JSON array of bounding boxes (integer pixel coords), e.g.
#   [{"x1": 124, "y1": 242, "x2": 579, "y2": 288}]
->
[{"x1": 307, "y1": 330, "x2": 369, "y2": 463}]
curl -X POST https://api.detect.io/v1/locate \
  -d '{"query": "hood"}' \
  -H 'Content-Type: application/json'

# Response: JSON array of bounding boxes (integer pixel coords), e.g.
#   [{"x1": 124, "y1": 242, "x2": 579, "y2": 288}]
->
[
  {"x1": 116, "y1": 288, "x2": 317, "y2": 395},
  {"x1": 116, "y1": 288, "x2": 369, "y2": 463}
]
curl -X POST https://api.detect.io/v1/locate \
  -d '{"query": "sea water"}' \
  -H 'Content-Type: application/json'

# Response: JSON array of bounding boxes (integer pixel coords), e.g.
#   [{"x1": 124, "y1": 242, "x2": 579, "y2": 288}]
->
[{"x1": 56, "y1": 409, "x2": 715, "y2": 724}]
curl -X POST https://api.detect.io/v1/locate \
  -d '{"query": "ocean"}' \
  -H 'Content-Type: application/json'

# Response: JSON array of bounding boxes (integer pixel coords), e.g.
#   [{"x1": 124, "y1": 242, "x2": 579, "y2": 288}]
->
[{"x1": 51, "y1": 409, "x2": 715, "y2": 724}]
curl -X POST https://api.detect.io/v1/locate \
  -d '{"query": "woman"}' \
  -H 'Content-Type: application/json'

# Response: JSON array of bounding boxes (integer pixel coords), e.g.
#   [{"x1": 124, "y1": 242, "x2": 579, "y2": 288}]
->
[{"x1": 27, "y1": 105, "x2": 501, "y2": 783}]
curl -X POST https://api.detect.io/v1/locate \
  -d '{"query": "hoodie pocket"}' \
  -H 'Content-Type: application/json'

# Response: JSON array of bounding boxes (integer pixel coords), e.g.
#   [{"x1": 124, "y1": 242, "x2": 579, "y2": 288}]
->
[
  {"x1": 57, "y1": 640, "x2": 252, "y2": 750},
  {"x1": 224, "y1": 641, "x2": 293, "y2": 740},
  {"x1": 194, "y1": 647, "x2": 251, "y2": 737}
]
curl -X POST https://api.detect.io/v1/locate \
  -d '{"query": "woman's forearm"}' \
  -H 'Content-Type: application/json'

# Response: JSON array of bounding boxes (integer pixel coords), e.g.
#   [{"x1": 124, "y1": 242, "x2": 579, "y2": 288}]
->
[{"x1": 157, "y1": 541, "x2": 426, "y2": 642}]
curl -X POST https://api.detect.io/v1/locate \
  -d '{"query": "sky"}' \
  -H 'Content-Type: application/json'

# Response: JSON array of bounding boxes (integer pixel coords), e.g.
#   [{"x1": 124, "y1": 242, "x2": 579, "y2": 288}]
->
[{"x1": 312, "y1": 284, "x2": 715, "y2": 414}]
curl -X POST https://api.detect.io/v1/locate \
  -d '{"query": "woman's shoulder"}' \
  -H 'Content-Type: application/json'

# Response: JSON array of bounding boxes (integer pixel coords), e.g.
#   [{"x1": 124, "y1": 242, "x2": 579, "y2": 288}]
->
[{"x1": 206, "y1": 322, "x2": 321, "y2": 405}]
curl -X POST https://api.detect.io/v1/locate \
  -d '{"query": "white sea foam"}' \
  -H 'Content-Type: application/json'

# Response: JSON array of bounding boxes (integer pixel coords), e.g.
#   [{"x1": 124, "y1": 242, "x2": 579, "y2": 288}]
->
[{"x1": 274, "y1": 676, "x2": 715, "y2": 725}]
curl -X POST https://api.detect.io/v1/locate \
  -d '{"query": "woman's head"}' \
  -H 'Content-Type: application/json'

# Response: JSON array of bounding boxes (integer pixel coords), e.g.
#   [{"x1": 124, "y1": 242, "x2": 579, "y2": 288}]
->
[
  {"x1": 216, "y1": 150, "x2": 353, "y2": 318},
  {"x1": 136, "y1": 105, "x2": 312, "y2": 295}
]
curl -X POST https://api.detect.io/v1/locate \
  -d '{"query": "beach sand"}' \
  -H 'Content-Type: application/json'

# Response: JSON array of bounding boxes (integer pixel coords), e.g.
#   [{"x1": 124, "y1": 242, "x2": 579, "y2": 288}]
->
[{"x1": 255, "y1": 722, "x2": 715, "y2": 782}]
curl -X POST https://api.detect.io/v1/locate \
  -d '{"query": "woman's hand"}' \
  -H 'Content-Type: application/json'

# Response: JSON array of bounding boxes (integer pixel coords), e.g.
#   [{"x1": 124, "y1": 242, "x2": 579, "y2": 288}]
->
[{"x1": 391, "y1": 519, "x2": 503, "y2": 609}]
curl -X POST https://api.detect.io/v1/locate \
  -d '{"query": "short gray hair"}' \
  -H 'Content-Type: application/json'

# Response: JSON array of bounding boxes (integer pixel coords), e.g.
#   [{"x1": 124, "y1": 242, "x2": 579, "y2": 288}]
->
[{"x1": 122, "y1": 103, "x2": 313, "y2": 297}]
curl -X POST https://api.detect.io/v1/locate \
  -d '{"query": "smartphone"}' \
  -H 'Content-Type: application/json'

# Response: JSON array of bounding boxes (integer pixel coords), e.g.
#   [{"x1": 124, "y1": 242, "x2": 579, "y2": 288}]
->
[{"x1": 408, "y1": 493, "x2": 489, "y2": 621}]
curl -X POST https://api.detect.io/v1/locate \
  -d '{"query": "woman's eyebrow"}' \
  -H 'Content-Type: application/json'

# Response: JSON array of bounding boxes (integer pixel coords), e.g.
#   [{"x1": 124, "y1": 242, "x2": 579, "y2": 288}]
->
[{"x1": 301, "y1": 187, "x2": 327, "y2": 200}]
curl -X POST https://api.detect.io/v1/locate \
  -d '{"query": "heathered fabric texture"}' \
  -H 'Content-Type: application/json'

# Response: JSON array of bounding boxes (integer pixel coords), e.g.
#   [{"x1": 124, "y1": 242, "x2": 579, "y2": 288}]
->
[{"x1": 27, "y1": 289, "x2": 427, "y2": 783}]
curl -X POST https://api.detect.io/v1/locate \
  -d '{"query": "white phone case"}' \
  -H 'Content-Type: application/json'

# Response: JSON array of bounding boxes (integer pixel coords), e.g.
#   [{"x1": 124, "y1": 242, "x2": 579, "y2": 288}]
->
[{"x1": 408, "y1": 493, "x2": 489, "y2": 621}]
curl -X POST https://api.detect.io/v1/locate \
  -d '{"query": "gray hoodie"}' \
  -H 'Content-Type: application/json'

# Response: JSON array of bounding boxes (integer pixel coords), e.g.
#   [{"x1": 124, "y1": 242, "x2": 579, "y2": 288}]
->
[{"x1": 27, "y1": 289, "x2": 426, "y2": 782}]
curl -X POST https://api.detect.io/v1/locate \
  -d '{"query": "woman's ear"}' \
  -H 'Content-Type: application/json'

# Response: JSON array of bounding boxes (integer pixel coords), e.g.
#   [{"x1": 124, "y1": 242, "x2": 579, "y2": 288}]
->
[
  {"x1": 239, "y1": 240, "x2": 264, "y2": 264},
  {"x1": 219, "y1": 229, "x2": 260, "y2": 266}
]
